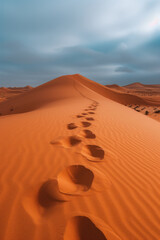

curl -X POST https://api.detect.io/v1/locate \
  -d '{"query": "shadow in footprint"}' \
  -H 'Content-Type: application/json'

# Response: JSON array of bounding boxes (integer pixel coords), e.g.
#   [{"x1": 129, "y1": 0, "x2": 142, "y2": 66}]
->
[
  {"x1": 51, "y1": 136, "x2": 82, "y2": 148},
  {"x1": 88, "y1": 112, "x2": 95, "y2": 114},
  {"x1": 82, "y1": 113, "x2": 87, "y2": 116},
  {"x1": 86, "y1": 117, "x2": 94, "y2": 121},
  {"x1": 77, "y1": 115, "x2": 84, "y2": 118},
  {"x1": 58, "y1": 165, "x2": 94, "y2": 195},
  {"x1": 38, "y1": 179, "x2": 68, "y2": 208},
  {"x1": 81, "y1": 121, "x2": 91, "y2": 127},
  {"x1": 67, "y1": 123, "x2": 78, "y2": 130},
  {"x1": 82, "y1": 145, "x2": 105, "y2": 161},
  {"x1": 83, "y1": 130, "x2": 96, "y2": 139},
  {"x1": 64, "y1": 216, "x2": 107, "y2": 240}
]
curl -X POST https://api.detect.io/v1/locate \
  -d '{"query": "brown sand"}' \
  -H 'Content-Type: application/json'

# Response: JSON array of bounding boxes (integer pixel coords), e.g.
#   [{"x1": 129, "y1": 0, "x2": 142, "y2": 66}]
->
[{"x1": 0, "y1": 74, "x2": 160, "y2": 240}]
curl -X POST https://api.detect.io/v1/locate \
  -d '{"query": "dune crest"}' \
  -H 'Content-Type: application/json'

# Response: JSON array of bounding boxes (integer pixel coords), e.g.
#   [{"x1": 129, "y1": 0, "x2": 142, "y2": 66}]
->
[{"x1": 0, "y1": 74, "x2": 160, "y2": 240}]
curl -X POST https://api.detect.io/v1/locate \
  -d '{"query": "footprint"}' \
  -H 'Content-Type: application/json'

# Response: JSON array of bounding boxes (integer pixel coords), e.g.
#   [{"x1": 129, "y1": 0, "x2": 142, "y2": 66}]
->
[
  {"x1": 51, "y1": 136, "x2": 82, "y2": 148},
  {"x1": 64, "y1": 216, "x2": 107, "y2": 240},
  {"x1": 67, "y1": 123, "x2": 78, "y2": 130},
  {"x1": 81, "y1": 121, "x2": 91, "y2": 127},
  {"x1": 77, "y1": 115, "x2": 84, "y2": 118},
  {"x1": 83, "y1": 130, "x2": 96, "y2": 139},
  {"x1": 85, "y1": 117, "x2": 94, "y2": 121},
  {"x1": 82, "y1": 145, "x2": 105, "y2": 161},
  {"x1": 38, "y1": 179, "x2": 68, "y2": 208},
  {"x1": 88, "y1": 112, "x2": 95, "y2": 114},
  {"x1": 82, "y1": 113, "x2": 87, "y2": 116},
  {"x1": 58, "y1": 165, "x2": 94, "y2": 195}
]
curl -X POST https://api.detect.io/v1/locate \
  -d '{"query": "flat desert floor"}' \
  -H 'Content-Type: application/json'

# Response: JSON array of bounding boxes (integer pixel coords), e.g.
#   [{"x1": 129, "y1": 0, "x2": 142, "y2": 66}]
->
[{"x1": 0, "y1": 74, "x2": 160, "y2": 240}]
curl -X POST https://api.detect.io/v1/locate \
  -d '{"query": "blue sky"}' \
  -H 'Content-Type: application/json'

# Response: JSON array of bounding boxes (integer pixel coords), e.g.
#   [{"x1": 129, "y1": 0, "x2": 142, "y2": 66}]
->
[{"x1": 1, "y1": 0, "x2": 160, "y2": 87}]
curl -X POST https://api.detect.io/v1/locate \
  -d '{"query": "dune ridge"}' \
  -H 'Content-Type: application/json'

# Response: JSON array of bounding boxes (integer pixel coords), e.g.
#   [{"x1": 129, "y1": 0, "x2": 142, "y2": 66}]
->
[
  {"x1": 1, "y1": 74, "x2": 158, "y2": 118},
  {"x1": 0, "y1": 74, "x2": 160, "y2": 240}
]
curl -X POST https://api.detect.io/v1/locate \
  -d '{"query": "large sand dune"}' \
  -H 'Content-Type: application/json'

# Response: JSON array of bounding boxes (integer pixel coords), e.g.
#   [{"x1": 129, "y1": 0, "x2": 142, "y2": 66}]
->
[{"x1": 0, "y1": 74, "x2": 160, "y2": 240}]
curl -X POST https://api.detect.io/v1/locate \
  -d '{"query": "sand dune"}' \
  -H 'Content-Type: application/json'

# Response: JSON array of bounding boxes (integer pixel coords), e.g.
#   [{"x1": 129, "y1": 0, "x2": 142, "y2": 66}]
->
[
  {"x1": 0, "y1": 86, "x2": 32, "y2": 102},
  {"x1": 106, "y1": 81, "x2": 160, "y2": 122},
  {"x1": 0, "y1": 74, "x2": 160, "y2": 240},
  {"x1": 0, "y1": 74, "x2": 156, "y2": 117}
]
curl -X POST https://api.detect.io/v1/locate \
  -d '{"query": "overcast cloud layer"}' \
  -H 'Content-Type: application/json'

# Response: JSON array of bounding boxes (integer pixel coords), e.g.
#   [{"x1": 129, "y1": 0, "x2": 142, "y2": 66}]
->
[{"x1": 1, "y1": 0, "x2": 160, "y2": 87}]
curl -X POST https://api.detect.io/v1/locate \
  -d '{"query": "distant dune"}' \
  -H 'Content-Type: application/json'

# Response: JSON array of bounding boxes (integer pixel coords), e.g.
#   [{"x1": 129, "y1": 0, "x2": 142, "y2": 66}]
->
[
  {"x1": 124, "y1": 82, "x2": 160, "y2": 89},
  {"x1": 0, "y1": 74, "x2": 160, "y2": 240},
  {"x1": 0, "y1": 86, "x2": 32, "y2": 103},
  {"x1": 106, "y1": 81, "x2": 160, "y2": 122}
]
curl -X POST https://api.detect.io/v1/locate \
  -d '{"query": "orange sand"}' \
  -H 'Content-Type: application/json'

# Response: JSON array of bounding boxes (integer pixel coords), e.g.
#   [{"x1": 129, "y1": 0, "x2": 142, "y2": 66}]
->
[
  {"x1": 0, "y1": 74, "x2": 160, "y2": 240},
  {"x1": 106, "y1": 82, "x2": 160, "y2": 122}
]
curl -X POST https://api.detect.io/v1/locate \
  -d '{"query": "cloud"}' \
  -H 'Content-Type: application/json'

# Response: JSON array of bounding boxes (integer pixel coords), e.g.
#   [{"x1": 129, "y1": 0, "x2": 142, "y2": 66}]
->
[
  {"x1": 1, "y1": 0, "x2": 160, "y2": 86},
  {"x1": 115, "y1": 66, "x2": 134, "y2": 73}
]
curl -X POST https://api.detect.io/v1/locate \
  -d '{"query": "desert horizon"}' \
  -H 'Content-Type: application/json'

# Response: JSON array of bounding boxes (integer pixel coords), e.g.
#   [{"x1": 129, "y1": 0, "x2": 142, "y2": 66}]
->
[
  {"x1": 1, "y1": 0, "x2": 160, "y2": 239},
  {"x1": 1, "y1": 74, "x2": 160, "y2": 122}
]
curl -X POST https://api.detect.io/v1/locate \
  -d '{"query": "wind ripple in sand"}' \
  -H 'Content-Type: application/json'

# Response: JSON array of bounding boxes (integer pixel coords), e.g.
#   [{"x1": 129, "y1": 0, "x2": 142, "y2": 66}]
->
[{"x1": 64, "y1": 216, "x2": 107, "y2": 240}]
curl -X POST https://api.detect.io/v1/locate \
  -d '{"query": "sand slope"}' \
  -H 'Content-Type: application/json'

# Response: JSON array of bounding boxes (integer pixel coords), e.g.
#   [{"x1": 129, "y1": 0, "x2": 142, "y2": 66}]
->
[
  {"x1": 0, "y1": 74, "x2": 157, "y2": 117},
  {"x1": 0, "y1": 74, "x2": 160, "y2": 240},
  {"x1": 106, "y1": 82, "x2": 160, "y2": 122}
]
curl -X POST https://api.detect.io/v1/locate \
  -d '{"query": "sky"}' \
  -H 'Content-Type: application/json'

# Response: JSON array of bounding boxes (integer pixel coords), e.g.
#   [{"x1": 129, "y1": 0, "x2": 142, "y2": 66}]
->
[{"x1": 0, "y1": 0, "x2": 160, "y2": 87}]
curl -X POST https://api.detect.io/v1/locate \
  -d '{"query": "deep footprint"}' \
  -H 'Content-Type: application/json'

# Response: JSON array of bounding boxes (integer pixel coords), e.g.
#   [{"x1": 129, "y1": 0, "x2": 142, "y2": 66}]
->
[
  {"x1": 77, "y1": 115, "x2": 84, "y2": 118},
  {"x1": 64, "y1": 216, "x2": 107, "y2": 240},
  {"x1": 86, "y1": 117, "x2": 94, "y2": 121},
  {"x1": 88, "y1": 112, "x2": 95, "y2": 114},
  {"x1": 51, "y1": 136, "x2": 82, "y2": 148},
  {"x1": 81, "y1": 121, "x2": 92, "y2": 127},
  {"x1": 67, "y1": 123, "x2": 78, "y2": 130},
  {"x1": 83, "y1": 130, "x2": 96, "y2": 139},
  {"x1": 38, "y1": 179, "x2": 67, "y2": 208},
  {"x1": 58, "y1": 165, "x2": 94, "y2": 194},
  {"x1": 68, "y1": 136, "x2": 82, "y2": 146},
  {"x1": 82, "y1": 145, "x2": 105, "y2": 161}
]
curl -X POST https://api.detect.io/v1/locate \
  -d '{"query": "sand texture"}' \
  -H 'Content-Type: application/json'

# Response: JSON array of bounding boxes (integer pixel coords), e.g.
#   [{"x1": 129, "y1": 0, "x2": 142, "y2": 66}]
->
[
  {"x1": 0, "y1": 74, "x2": 160, "y2": 240},
  {"x1": 106, "y1": 82, "x2": 160, "y2": 122}
]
